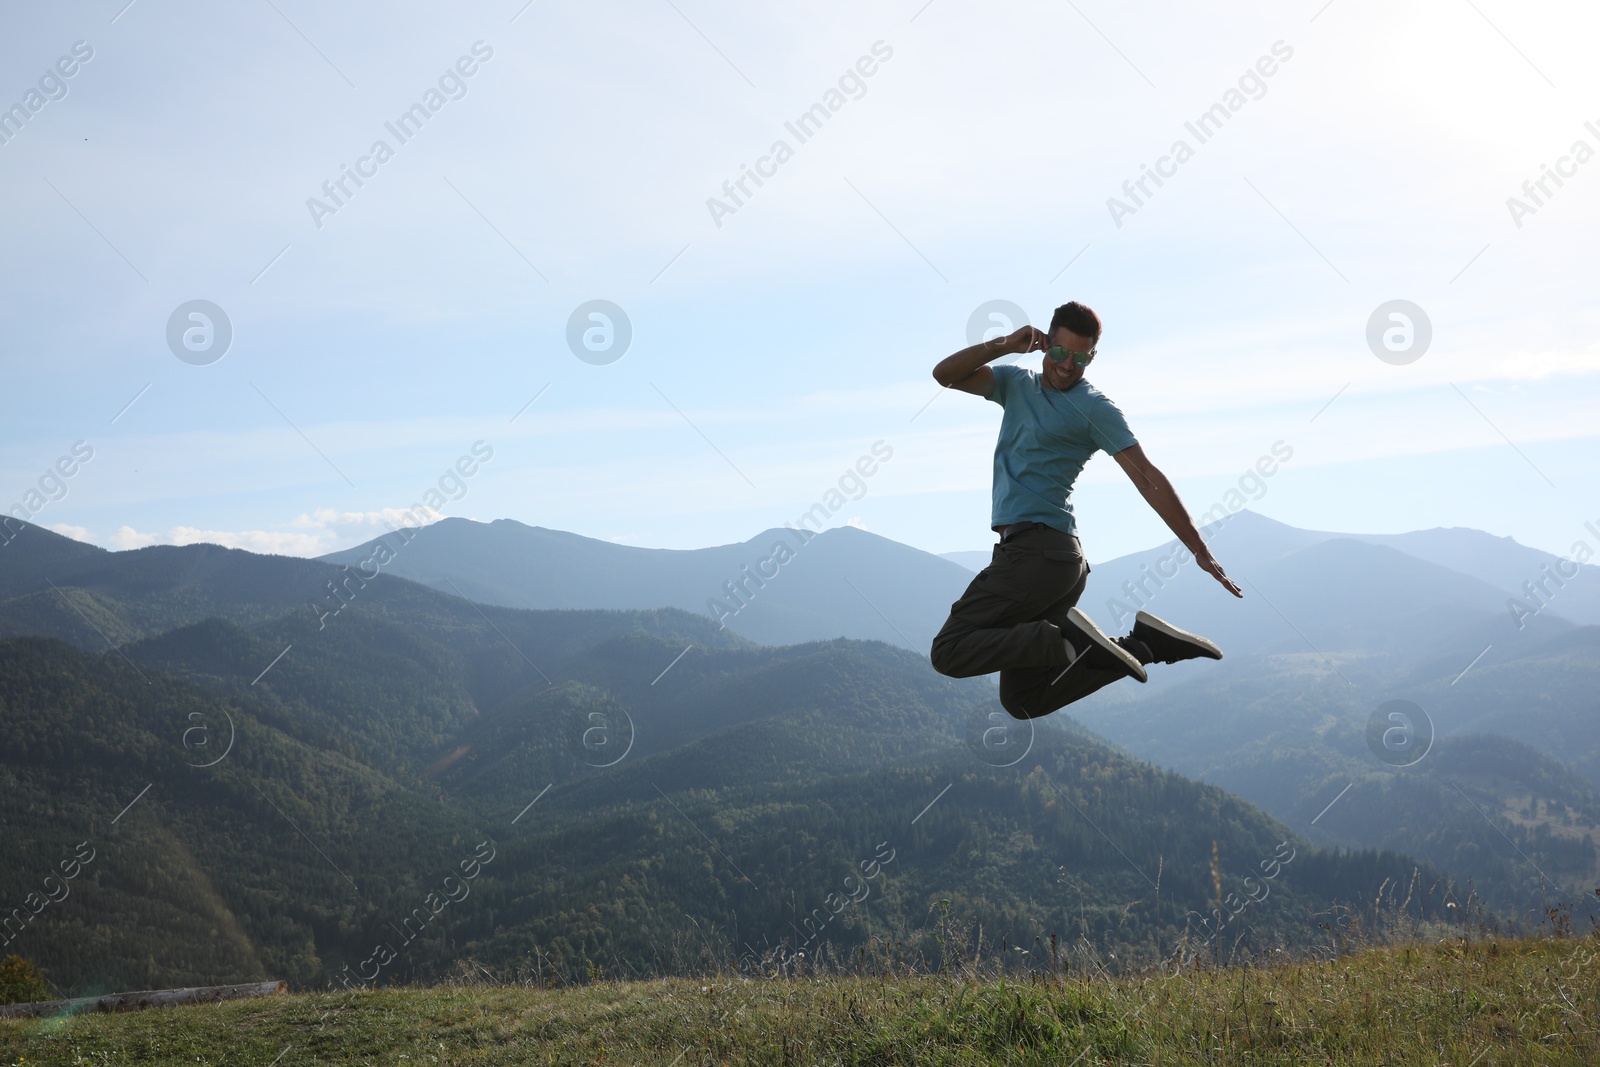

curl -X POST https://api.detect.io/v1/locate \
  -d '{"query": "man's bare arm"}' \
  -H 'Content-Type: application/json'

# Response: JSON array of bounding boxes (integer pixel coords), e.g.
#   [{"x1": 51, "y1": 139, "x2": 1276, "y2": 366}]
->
[
  {"x1": 932, "y1": 325, "x2": 1047, "y2": 396},
  {"x1": 1112, "y1": 444, "x2": 1243, "y2": 598}
]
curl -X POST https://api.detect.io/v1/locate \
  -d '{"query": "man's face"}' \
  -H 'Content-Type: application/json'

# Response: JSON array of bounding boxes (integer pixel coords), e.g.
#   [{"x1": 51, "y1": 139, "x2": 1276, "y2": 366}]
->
[{"x1": 1043, "y1": 327, "x2": 1095, "y2": 391}]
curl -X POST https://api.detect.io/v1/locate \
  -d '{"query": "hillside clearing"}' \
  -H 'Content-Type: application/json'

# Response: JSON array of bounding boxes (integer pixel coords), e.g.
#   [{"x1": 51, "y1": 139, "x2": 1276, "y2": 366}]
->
[{"x1": 3, "y1": 936, "x2": 1597, "y2": 1065}]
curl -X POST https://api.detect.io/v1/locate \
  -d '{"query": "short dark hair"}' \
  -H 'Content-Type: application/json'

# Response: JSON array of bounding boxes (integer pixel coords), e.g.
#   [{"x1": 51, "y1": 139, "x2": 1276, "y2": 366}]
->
[{"x1": 1048, "y1": 301, "x2": 1101, "y2": 343}]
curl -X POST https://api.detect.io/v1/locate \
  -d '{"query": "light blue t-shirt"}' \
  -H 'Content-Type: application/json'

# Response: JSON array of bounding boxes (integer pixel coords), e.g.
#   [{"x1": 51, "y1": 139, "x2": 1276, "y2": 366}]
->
[{"x1": 986, "y1": 364, "x2": 1138, "y2": 537}]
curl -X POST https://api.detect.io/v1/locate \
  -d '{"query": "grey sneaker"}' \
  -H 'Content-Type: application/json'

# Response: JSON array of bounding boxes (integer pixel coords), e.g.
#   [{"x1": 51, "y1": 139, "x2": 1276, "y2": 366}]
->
[
  {"x1": 1131, "y1": 610, "x2": 1223, "y2": 664},
  {"x1": 1066, "y1": 606, "x2": 1148, "y2": 683}
]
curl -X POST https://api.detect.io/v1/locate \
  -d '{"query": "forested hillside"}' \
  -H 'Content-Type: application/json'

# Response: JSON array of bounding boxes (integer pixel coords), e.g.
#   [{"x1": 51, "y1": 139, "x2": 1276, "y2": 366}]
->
[{"x1": 4, "y1": 634, "x2": 1417, "y2": 992}]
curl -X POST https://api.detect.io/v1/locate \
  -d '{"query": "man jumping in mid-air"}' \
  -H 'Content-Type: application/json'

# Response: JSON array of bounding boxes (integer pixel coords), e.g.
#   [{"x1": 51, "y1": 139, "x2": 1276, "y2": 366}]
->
[{"x1": 929, "y1": 300, "x2": 1242, "y2": 720}]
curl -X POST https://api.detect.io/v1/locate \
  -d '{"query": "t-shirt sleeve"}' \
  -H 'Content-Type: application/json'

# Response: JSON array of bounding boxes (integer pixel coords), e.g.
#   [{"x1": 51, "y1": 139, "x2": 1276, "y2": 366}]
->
[
  {"x1": 987, "y1": 364, "x2": 1018, "y2": 406},
  {"x1": 1088, "y1": 392, "x2": 1138, "y2": 455}
]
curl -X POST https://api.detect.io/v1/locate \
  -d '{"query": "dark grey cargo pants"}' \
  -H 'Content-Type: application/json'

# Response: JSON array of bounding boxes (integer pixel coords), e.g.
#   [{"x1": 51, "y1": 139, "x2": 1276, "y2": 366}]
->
[{"x1": 930, "y1": 522, "x2": 1132, "y2": 719}]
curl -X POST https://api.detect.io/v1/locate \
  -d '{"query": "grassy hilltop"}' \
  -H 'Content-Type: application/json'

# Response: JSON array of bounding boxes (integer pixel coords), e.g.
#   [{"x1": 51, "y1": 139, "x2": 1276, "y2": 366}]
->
[{"x1": 3, "y1": 935, "x2": 1598, "y2": 1066}]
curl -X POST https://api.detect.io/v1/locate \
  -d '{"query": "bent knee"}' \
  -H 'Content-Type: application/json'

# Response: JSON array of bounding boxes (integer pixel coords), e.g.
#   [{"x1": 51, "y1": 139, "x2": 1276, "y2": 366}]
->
[
  {"x1": 928, "y1": 638, "x2": 964, "y2": 678},
  {"x1": 997, "y1": 691, "x2": 1035, "y2": 720}
]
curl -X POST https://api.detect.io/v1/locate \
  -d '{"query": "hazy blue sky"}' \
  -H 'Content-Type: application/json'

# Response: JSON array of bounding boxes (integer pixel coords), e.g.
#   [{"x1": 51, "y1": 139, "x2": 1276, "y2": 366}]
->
[{"x1": 2, "y1": 0, "x2": 1595, "y2": 564}]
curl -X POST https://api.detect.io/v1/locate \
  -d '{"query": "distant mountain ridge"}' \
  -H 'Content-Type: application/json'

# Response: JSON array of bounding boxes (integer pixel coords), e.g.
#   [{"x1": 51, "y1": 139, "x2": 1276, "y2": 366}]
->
[
  {"x1": 315, "y1": 511, "x2": 1600, "y2": 668},
  {"x1": 319, "y1": 517, "x2": 975, "y2": 654},
  {"x1": 940, "y1": 550, "x2": 992, "y2": 572},
  {"x1": 945, "y1": 511, "x2": 1600, "y2": 628},
  {"x1": 309, "y1": 510, "x2": 1600, "y2": 866}
]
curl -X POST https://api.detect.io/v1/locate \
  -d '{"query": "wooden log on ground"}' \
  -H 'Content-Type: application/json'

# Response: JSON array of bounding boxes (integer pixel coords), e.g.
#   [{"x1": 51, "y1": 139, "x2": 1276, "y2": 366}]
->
[{"x1": 0, "y1": 980, "x2": 287, "y2": 1018}]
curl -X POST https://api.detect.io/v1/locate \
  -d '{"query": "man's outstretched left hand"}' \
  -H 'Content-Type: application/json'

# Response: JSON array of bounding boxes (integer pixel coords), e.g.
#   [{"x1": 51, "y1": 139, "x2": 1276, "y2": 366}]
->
[{"x1": 1196, "y1": 548, "x2": 1243, "y2": 598}]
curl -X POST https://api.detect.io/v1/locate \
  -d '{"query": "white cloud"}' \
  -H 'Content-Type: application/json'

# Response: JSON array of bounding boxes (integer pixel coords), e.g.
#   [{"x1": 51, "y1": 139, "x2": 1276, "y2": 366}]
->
[
  {"x1": 166, "y1": 527, "x2": 329, "y2": 556},
  {"x1": 107, "y1": 524, "x2": 323, "y2": 555},
  {"x1": 110, "y1": 526, "x2": 160, "y2": 551},
  {"x1": 101, "y1": 509, "x2": 449, "y2": 557},
  {"x1": 45, "y1": 523, "x2": 91, "y2": 543}
]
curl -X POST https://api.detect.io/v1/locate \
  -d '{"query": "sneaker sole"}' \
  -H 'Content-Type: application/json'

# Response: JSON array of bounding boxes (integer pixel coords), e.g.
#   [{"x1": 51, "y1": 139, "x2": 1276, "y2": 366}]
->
[
  {"x1": 1133, "y1": 610, "x2": 1223, "y2": 660},
  {"x1": 1067, "y1": 606, "x2": 1148, "y2": 683}
]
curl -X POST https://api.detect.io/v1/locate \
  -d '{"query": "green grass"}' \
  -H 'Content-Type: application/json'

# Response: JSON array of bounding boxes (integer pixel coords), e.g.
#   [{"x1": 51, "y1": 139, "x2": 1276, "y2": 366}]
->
[{"x1": 3, "y1": 936, "x2": 1598, "y2": 1065}]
